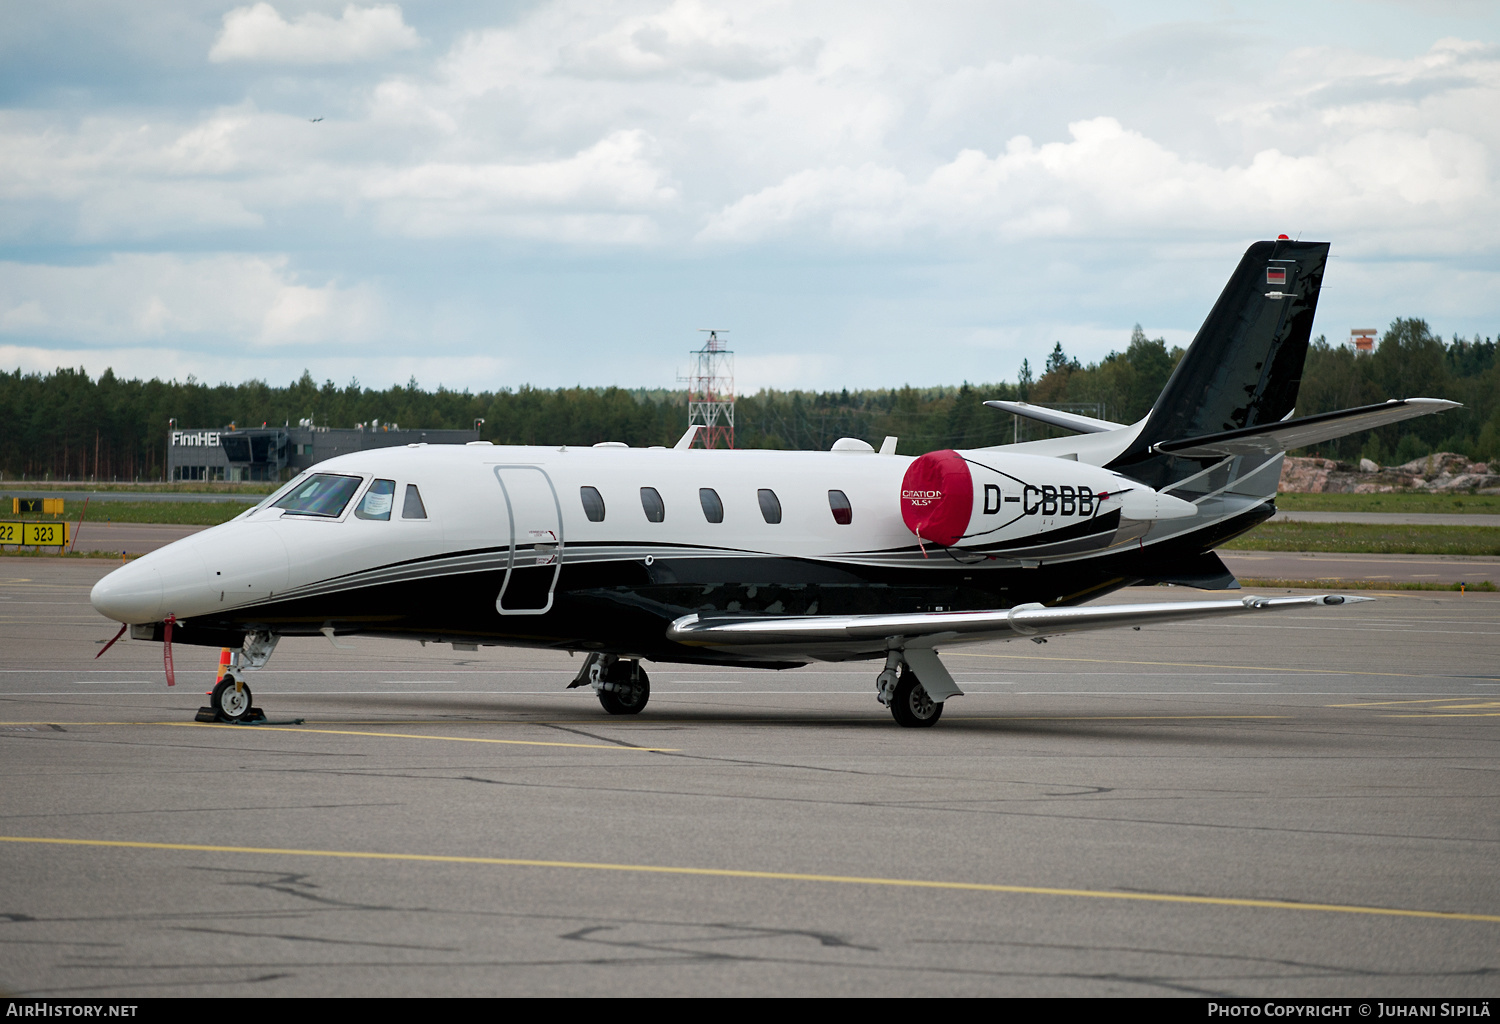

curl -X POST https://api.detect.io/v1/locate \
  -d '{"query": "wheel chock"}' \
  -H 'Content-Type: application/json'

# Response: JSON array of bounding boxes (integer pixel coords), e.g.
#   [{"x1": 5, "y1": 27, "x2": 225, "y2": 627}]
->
[{"x1": 193, "y1": 706, "x2": 269, "y2": 724}]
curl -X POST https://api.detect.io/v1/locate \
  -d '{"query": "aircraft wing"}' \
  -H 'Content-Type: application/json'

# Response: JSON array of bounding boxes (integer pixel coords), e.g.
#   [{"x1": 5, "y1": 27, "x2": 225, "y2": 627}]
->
[
  {"x1": 983, "y1": 400, "x2": 1126, "y2": 434},
  {"x1": 1152, "y1": 398, "x2": 1459, "y2": 458},
  {"x1": 667, "y1": 593, "x2": 1370, "y2": 658}
]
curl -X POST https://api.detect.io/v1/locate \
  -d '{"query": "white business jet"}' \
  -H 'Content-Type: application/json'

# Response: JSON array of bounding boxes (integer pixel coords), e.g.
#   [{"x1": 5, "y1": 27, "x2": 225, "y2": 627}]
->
[{"x1": 90, "y1": 239, "x2": 1457, "y2": 727}]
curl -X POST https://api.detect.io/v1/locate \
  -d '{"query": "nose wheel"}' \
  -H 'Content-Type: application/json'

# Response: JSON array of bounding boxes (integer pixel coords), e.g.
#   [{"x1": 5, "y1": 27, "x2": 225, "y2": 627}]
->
[{"x1": 201, "y1": 675, "x2": 265, "y2": 724}]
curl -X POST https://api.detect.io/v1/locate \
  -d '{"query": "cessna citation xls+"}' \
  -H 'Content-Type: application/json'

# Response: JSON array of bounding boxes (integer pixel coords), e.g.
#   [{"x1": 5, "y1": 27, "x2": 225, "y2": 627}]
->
[{"x1": 91, "y1": 239, "x2": 1457, "y2": 727}]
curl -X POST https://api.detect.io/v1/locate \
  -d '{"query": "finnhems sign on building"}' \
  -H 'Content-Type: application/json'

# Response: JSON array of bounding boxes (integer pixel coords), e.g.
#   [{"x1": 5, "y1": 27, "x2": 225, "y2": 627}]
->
[{"x1": 170, "y1": 431, "x2": 220, "y2": 447}]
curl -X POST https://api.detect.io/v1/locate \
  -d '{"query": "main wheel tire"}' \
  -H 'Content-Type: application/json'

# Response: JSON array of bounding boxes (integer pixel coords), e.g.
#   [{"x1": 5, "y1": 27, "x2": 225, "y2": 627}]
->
[
  {"x1": 211, "y1": 676, "x2": 254, "y2": 723},
  {"x1": 598, "y1": 662, "x2": 650, "y2": 715},
  {"x1": 890, "y1": 669, "x2": 942, "y2": 728}
]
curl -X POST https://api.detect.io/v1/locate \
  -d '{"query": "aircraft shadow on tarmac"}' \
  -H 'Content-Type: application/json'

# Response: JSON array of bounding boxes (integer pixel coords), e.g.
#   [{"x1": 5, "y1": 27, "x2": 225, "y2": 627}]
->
[{"x1": 250, "y1": 691, "x2": 1321, "y2": 749}]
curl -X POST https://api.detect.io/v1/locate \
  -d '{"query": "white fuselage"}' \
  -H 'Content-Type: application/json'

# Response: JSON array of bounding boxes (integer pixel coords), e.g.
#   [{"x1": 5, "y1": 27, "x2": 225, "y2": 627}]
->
[{"x1": 91, "y1": 441, "x2": 1205, "y2": 629}]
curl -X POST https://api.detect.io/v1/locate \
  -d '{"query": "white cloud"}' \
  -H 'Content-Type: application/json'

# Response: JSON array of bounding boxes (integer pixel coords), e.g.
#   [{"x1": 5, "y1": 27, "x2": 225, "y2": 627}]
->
[
  {"x1": 557, "y1": 0, "x2": 818, "y2": 81},
  {"x1": 700, "y1": 114, "x2": 1495, "y2": 251},
  {"x1": 3, "y1": 7, "x2": 1498, "y2": 389},
  {"x1": 361, "y1": 130, "x2": 678, "y2": 239},
  {"x1": 210, "y1": 3, "x2": 419, "y2": 64},
  {"x1": 0, "y1": 254, "x2": 381, "y2": 348}
]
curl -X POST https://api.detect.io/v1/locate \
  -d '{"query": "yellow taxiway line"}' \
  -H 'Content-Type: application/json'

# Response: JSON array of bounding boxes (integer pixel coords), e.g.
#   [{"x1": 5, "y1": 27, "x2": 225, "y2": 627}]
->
[
  {"x1": 1329, "y1": 698, "x2": 1496, "y2": 707},
  {"x1": 1326, "y1": 698, "x2": 1500, "y2": 718},
  {"x1": 2, "y1": 835, "x2": 1496, "y2": 925}
]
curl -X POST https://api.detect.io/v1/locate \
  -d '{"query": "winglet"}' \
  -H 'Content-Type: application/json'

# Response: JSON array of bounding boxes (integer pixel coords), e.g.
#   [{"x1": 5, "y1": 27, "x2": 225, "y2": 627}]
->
[{"x1": 674, "y1": 425, "x2": 704, "y2": 450}]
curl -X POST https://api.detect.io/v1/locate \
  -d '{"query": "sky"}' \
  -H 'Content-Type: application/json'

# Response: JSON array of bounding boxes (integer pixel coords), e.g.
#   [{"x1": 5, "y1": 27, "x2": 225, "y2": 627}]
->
[{"x1": 1, "y1": 1, "x2": 1497, "y2": 395}]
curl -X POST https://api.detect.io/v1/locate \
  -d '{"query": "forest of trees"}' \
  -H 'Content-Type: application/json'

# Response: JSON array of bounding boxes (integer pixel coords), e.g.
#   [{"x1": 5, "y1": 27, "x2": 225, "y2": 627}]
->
[{"x1": 1, "y1": 318, "x2": 1494, "y2": 481}]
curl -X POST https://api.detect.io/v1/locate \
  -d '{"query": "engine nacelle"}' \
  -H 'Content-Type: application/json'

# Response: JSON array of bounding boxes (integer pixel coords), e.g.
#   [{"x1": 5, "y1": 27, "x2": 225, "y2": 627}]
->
[{"x1": 900, "y1": 449, "x2": 1196, "y2": 555}]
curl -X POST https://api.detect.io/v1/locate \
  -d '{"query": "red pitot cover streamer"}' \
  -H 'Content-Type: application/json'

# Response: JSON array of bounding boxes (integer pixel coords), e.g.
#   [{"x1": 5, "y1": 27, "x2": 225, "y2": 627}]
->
[{"x1": 162, "y1": 615, "x2": 176, "y2": 687}]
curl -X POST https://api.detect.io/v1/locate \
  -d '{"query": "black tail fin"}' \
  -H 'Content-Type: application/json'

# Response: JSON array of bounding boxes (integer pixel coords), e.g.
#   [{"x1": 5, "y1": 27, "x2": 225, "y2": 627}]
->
[{"x1": 1108, "y1": 239, "x2": 1330, "y2": 486}]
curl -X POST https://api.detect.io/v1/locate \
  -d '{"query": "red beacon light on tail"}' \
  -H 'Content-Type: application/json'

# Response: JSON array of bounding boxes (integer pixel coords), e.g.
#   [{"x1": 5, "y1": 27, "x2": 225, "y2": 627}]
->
[{"x1": 900, "y1": 450, "x2": 973, "y2": 547}]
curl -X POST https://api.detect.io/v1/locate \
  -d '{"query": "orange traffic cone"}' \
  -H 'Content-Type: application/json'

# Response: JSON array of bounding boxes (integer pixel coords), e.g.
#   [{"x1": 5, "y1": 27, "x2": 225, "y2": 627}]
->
[{"x1": 215, "y1": 647, "x2": 232, "y2": 683}]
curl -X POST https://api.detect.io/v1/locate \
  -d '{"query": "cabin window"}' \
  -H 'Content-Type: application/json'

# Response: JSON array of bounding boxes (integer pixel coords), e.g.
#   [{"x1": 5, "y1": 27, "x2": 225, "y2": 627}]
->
[
  {"x1": 640, "y1": 487, "x2": 665, "y2": 523},
  {"x1": 828, "y1": 489, "x2": 853, "y2": 525},
  {"x1": 758, "y1": 488, "x2": 782, "y2": 524},
  {"x1": 580, "y1": 486, "x2": 606, "y2": 523},
  {"x1": 699, "y1": 488, "x2": 723, "y2": 524},
  {"x1": 273, "y1": 473, "x2": 362, "y2": 518},
  {"x1": 354, "y1": 479, "x2": 396, "y2": 520},
  {"x1": 402, "y1": 484, "x2": 427, "y2": 520}
]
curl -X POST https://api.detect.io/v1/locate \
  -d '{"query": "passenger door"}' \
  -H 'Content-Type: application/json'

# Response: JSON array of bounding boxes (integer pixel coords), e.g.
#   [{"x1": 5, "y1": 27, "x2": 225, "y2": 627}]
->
[{"x1": 493, "y1": 466, "x2": 563, "y2": 614}]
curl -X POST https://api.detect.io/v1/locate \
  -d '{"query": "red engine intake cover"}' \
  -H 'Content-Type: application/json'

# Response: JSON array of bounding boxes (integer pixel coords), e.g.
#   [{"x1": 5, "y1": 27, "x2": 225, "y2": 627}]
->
[{"x1": 900, "y1": 449, "x2": 973, "y2": 547}]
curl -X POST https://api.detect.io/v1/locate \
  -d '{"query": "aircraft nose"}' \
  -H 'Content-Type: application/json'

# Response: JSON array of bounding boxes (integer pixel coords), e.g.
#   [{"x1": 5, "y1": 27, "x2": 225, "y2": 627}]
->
[
  {"x1": 91, "y1": 560, "x2": 164, "y2": 624},
  {"x1": 90, "y1": 542, "x2": 210, "y2": 623}
]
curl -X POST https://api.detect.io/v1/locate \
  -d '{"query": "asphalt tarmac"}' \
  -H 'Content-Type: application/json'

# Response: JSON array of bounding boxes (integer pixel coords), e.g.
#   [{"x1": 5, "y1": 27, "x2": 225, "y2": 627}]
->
[
  {"x1": 0, "y1": 561, "x2": 1496, "y2": 997},
  {"x1": 59, "y1": 522, "x2": 210, "y2": 556},
  {"x1": 1272, "y1": 510, "x2": 1500, "y2": 527},
  {"x1": 1220, "y1": 550, "x2": 1499, "y2": 586}
]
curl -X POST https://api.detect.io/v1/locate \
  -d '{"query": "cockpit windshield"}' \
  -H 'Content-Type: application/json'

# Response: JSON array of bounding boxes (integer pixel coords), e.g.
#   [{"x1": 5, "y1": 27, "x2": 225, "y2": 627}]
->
[
  {"x1": 272, "y1": 474, "x2": 363, "y2": 517},
  {"x1": 243, "y1": 471, "x2": 308, "y2": 517}
]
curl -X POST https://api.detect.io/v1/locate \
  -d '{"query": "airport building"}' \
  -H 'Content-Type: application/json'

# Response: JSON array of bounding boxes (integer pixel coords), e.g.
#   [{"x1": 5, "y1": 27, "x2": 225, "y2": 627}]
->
[{"x1": 167, "y1": 422, "x2": 480, "y2": 482}]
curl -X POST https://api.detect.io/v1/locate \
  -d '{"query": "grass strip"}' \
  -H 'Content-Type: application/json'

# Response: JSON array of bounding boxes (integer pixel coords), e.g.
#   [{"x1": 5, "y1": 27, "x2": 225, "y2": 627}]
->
[
  {"x1": 1, "y1": 500, "x2": 246, "y2": 526},
  {"x1": 0, "y1": 483, "x2": 275, "y2": 495},
  {"x1": 1238, "y1": 577, "x2": 1495, "y2": 592},
  {"x1": 1224, "y1": 521, "x2": 1500, "y2": 555},
  {"x1": 1275, "y1": 492, "x2": 1500, "y2": 514}
]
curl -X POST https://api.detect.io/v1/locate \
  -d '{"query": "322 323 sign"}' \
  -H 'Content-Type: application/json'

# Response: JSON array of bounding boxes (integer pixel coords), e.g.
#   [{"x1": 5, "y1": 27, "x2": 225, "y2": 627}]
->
[{"x1": 0, "y1": 522, "x2": 71, "y2": 546}]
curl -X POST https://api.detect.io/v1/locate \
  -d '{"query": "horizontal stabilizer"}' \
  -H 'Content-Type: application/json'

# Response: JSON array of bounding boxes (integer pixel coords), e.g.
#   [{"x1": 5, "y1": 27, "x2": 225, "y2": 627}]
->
[
  {"x1": 1152, "y1": 398, "x2": 1460, "y2": 458},
  {"x1": 668, "y1": 593, "x2": 1368, "y2": 656},
  {"x1": 984, "y1": 401, "x2": 1125, "y2": 434}
]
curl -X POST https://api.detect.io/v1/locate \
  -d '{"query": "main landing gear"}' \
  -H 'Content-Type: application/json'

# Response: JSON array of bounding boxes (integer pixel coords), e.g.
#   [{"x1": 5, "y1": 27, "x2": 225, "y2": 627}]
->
[
  {"x1": 876, "y1": 651, "x2": 943, "y2": 728},
  {"x1": 570, "y1": 654, "x2": 651, "y2": 715}
]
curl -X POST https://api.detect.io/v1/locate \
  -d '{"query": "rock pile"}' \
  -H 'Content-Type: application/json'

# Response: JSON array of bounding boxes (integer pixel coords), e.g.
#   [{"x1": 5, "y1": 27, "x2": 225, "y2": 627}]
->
[{"x1": 1277, "y1": 453, "x2": 1500, "y2": 494}]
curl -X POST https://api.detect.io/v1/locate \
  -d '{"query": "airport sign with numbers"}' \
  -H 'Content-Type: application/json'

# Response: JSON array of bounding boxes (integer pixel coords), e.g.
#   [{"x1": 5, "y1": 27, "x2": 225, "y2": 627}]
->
[{"x1": 0, "y1": 521, "x2": 70, "y2": 546}]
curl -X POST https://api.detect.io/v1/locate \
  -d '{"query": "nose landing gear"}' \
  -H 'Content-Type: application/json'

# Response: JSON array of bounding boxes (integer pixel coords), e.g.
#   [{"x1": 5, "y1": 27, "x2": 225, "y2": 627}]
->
[
  {"x1": 214, "y1": 676, "x2": 262, "y2": 722},
  {"x1": 196, "y1": 674, "x2": 266, "y2": 723},
  {"x1": 194, "y1": 640, "x2": 273, "y2": 724}
]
